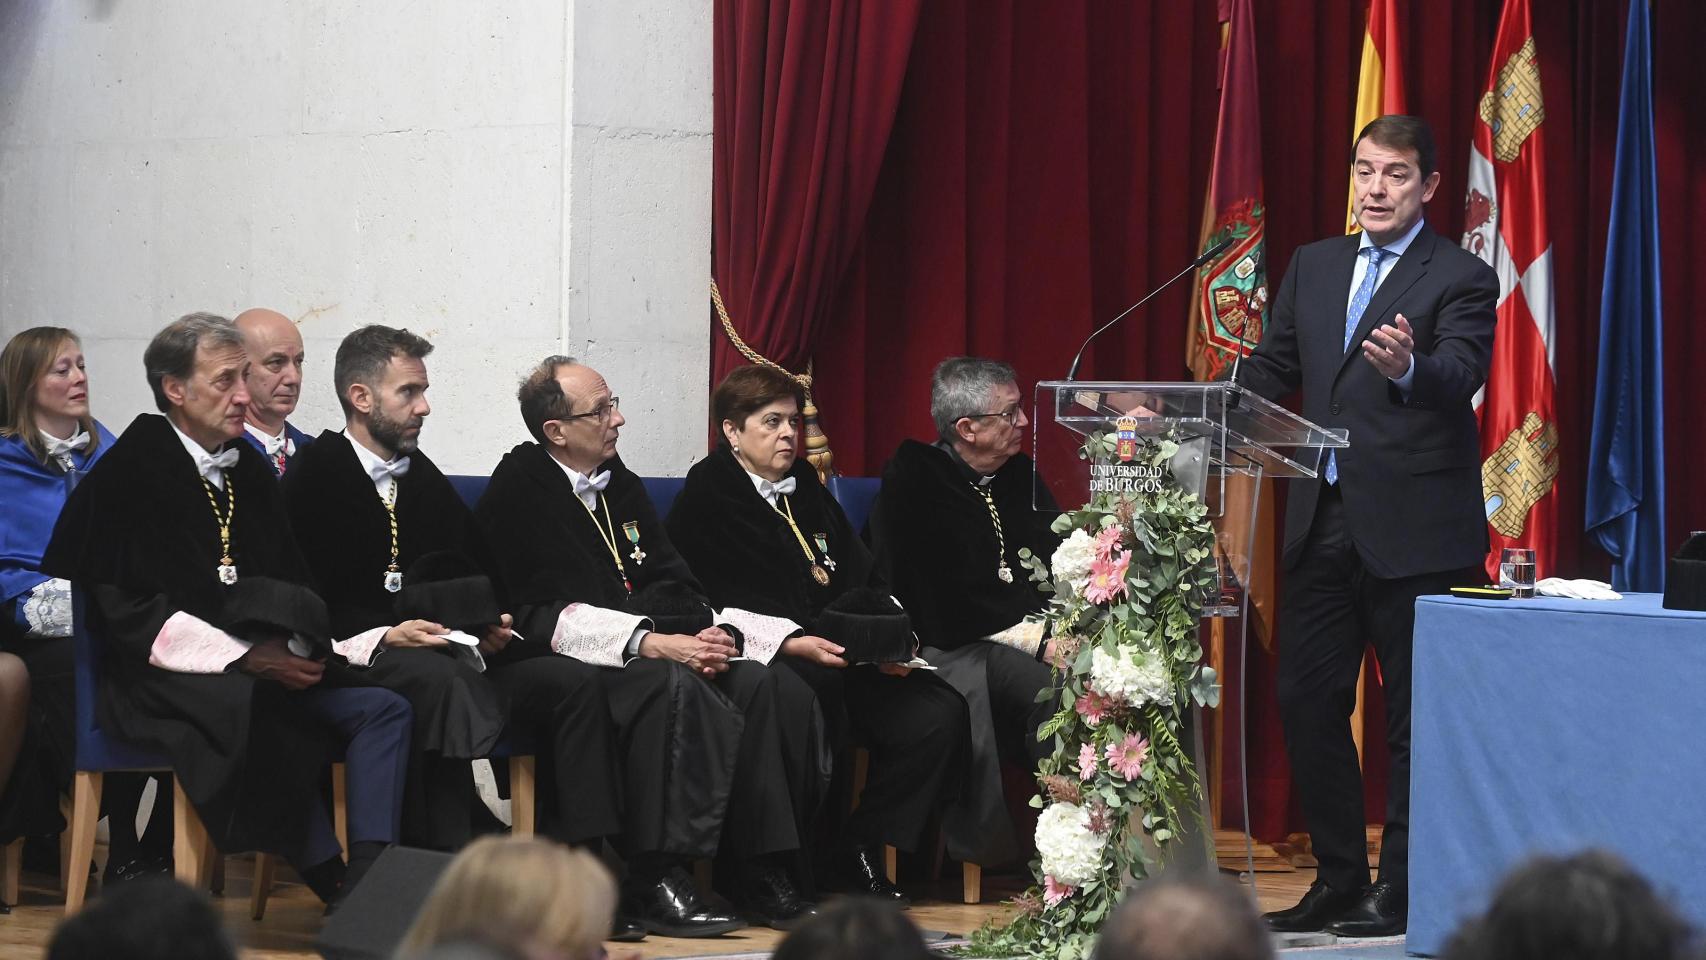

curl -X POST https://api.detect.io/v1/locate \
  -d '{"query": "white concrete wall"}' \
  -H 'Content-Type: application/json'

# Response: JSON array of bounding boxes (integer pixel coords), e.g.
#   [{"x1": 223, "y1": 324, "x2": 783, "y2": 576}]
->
[{"x1": 0, "y1": 0, "x2": 711, "y2": 475}]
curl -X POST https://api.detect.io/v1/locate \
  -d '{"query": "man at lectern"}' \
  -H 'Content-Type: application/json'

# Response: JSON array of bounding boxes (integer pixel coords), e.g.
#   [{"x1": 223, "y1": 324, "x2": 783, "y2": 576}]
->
[{"x1": 1230, "y1": 115, "x2": 1496, "y2": 938}]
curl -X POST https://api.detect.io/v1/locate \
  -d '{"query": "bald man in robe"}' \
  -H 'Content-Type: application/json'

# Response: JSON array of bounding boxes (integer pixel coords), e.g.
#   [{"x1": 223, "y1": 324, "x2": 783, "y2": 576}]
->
[{"x1": 235, "y1": 308, "x2": 313, "y2": 476}]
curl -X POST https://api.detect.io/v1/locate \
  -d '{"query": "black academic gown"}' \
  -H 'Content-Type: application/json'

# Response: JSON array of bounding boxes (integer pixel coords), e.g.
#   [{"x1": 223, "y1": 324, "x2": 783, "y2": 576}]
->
[
  {"x1": 476, "y1": 442, "x2": 809, "y2": 862},
  {"x1": 283, "y1": 431, "x2": 619, "y2": 849},
  {"x1": 666, "y1": 448, "x2": 969, "y2": 854},
  {"x1": 868, "y1": 440, "x2": 1065, "y2": 865},
  {"x1": 40, "y1": 414, "x2": 335, "y2": 858}
]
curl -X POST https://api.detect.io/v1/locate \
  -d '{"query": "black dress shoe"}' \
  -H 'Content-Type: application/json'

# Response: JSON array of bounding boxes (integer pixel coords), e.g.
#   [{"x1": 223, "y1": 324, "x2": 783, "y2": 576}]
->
[
  {"x1": 608, "y1": 916, "x2": 647, "y2": 943},
  {"x1": 1262, "y1": 879, "x2": 1367, "y2": 933},
  {"x1": 836, "y1": 844, "x2": 910, "y2": 908},
  {"x1": 738, "y1": 861, "x2": 817, "y2": 930},
  {"x1": 621, "y1": 868, "x2": 747, "y2": 938},
  {"x1": 1324, "y1": 879, "x2": 1406, "y2": 938}
]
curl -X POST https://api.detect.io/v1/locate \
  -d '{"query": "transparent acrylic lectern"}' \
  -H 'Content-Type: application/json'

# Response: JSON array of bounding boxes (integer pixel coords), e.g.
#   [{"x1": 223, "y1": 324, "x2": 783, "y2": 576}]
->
[{"x1": 1032, "y1": 380, "x2": 1348, "y2": 893}]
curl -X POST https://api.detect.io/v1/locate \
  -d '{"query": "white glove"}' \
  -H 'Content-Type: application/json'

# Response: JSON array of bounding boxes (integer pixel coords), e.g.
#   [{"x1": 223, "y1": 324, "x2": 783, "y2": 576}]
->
[{"x1": 1534, "y1": 577, "x2": 1622, "y2": 601}]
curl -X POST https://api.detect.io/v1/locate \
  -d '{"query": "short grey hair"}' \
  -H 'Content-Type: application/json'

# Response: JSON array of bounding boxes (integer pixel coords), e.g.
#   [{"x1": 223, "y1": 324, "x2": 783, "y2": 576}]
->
[
  {"x1": 930, "y1": 356, "x2": 1017, "y2": 444},
  {"x1": 143, "y1": 312, "x2": 244, "y2": 412}
]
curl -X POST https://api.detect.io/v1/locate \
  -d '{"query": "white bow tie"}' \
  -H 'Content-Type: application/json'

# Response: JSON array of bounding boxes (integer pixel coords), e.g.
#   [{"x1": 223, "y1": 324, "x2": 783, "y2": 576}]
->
[
  {"x1": 367, "y1": 457, "x2": 411, "y2": 484},
  {"x1": 759, "y1": 476, "x2": 797, "y2": 501},
  {"x1": 196, "y1": 446, "x2": 241, "y2": 480},
  {"x1": 261, "y1": 433, "x2": 296, "y2": 458},
  {"x1": 573, "y1": 470, "x2": 611, "y2": 501},
  {"x1": 42, "y1": 431, "x2": 89, "y2": 458}
]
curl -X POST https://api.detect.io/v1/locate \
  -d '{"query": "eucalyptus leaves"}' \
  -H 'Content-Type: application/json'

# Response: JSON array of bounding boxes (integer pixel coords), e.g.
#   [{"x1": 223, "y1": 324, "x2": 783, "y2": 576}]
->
[{"x1": 965, "y1": 435, "x2": 1221, "y2": 960}]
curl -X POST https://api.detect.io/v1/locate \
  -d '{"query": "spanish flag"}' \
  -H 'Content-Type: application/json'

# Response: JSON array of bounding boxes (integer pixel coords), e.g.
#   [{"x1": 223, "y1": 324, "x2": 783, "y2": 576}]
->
[{"x1": 1346, "y1": 0, "x2": 1407, "y2": 232}]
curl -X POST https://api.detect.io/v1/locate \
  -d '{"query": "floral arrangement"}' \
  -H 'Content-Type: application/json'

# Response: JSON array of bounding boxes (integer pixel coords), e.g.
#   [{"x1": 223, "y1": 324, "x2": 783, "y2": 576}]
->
[{"x1": 965, "y1": 434, "x2": 1221, "y2": 960}]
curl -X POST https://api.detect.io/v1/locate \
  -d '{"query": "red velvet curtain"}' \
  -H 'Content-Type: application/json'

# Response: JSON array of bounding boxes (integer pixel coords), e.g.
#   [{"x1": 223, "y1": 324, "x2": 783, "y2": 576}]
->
[
  {"x1": 710, "y1": 0, "x2": 923, "y2": 395},
  {"x1": 807, "y1": 0, "x2": 1706, "y2": 840}
]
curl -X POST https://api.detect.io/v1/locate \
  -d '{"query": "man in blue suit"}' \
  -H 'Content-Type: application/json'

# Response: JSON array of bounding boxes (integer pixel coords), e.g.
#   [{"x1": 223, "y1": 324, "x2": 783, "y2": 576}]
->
[
  {"x1": 1235, "y1": 116, "x2": 1497, "y2": 938},
  {"x1": 236, "y1": 308, "x2": 313, "y2": 476}
]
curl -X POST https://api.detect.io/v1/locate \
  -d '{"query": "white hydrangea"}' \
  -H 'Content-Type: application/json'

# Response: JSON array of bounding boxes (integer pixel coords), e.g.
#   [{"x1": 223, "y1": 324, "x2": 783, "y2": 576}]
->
[
  {"x1": 1050, "y1": 529, "x2": 1097, "y2": 592},
  {"x1": 1035, "y1": 802, "x2": 1105, "y2": 886},
  {"x1": 1090, "y1": 646, "x2": 1174, "y2": 709}
]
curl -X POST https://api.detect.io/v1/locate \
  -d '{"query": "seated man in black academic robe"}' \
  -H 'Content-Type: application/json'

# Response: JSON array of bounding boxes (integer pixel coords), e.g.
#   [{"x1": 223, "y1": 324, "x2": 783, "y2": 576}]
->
[
  {"x1": 478, "y1": 356, "x2": 822, "y2": 935},
  {"x1": 42, "y1": 312, "x2": 413, "y2": 906},
  {"x1": 667, "y1": 364, "x2": 971, "y2": 906},
  {"x1": 868, "y1": 356, "x2": 1065, "y2": 870},
  {"x1": 281, "y1": 326, "x2": 624, "y2": 876}
]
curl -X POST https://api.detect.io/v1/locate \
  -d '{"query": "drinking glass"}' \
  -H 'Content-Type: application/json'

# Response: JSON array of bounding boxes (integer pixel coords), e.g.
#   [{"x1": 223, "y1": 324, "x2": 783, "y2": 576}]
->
[{"x1": 1499, "y1": 547, "x2": 1537, "y2": 599}]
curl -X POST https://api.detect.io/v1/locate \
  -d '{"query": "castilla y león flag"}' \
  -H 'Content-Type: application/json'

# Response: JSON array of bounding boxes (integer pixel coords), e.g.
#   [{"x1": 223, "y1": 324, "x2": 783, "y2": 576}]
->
[{"x1": 1461, "y1": 0, "x2": 1560, "y2": 581}]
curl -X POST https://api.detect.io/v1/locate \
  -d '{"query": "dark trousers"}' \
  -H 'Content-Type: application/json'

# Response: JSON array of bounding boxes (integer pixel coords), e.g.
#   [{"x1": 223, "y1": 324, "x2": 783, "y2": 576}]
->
[
  {"x1": 714, "y1": 661, "x2": 817, "y2": 859},
  {"x1": 298, "y1": 685, "x2": 412, "y2": 856},
  {"x1": 983, "y1": 643, "x2": 1056, "y2": 768},
  {"x1": 780, "y1": 659, "x2": 969, "y2": 853},
  {"x1": 1278, "y1": 485, "x2": 1474, "y2": 893},
  {"x1": 486, "y1": 654, "x2": 621, "y2": 846}
]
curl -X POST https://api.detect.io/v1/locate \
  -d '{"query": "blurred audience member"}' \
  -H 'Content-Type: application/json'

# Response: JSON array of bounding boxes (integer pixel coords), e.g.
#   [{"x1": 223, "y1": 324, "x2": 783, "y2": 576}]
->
[
  {"x1": 771, "y1": 898, "x2": 932, "y2": 960},
  {"x1": 1094, "y1": 875, "x2": 1273, "y2": 960},
  {"x1": 1442, "y1": 850, "x2": 1698, "y2": 960},
  {"x1": 398, "y1": 836, "x2": 616, "y2": 960},
  {"x1": 46, "y1": 877, "x2": 236, "y2": 960}
]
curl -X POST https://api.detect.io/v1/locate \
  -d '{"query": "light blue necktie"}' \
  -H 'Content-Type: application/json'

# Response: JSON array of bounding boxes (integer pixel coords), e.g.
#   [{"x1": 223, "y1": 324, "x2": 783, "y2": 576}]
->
[{"x1": 1324, "y1": 246, "x2": 1386, "y2": 486}]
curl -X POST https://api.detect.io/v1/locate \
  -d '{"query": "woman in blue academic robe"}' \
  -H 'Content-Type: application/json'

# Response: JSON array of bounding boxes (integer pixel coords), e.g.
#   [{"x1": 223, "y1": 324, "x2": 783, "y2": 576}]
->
[{"x1": 0, "y1": 327, "x2": 113, "y2": 863}]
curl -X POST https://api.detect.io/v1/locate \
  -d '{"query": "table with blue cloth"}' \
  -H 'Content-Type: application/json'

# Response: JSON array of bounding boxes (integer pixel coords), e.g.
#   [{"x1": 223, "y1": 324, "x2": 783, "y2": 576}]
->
[{"x1": 1408, "y1": 592, "x2": 1706, "y2": 955}]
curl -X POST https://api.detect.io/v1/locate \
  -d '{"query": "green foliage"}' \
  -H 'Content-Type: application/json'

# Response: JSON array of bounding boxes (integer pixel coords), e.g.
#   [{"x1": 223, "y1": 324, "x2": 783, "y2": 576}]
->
[{"x1": 956, "y1": 433, "x2": 1220, "y2": 958}]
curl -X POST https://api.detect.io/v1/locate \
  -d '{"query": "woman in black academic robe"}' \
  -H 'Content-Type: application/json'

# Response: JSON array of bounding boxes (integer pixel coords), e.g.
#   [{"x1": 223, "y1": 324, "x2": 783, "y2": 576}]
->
[{"x1": 666, "y1": 366, "x2": 970, "y2": 904}]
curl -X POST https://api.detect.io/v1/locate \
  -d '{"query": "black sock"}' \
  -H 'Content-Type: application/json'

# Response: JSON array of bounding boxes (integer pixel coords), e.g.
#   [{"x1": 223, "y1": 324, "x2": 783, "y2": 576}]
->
[
  {"x1": 341, "y1": 841, "x2": 387, "y2": 895},
  {"x1": 299, "y1": 855, "x2": 346, "y2": 904},
  {"x1": 624, "y1": 852, "x2": 672, "y2": 888}
]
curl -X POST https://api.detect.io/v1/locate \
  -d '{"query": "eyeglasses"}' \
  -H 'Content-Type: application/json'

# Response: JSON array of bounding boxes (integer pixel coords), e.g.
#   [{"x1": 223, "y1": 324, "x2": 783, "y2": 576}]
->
[
  {"x1": 962, "y1": 404, "x2": 1022, "y2": 426},
  {"x1": 562, "y1": 396, "x2": 620, "y2": 422}
]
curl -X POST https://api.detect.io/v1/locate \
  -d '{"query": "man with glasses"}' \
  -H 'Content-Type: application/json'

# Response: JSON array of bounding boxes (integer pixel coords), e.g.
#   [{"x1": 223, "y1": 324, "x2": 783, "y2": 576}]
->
[
  {"x1": 868, "y1": 356, "x2": 1063, "y2": 871},
  {"x1": 476, "y1": 356, "x2": 818, "y2": 937}
]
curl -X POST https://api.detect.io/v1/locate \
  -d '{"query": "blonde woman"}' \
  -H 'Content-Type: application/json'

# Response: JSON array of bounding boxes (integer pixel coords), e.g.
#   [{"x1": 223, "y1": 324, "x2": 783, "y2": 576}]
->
[{"x1": 397, "y1": 836, "x2": 618, "y2": 960}]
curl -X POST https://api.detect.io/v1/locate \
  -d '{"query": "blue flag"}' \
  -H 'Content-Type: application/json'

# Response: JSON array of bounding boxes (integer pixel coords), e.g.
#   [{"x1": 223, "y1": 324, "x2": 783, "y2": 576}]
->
[{"x1": 1586, "y1": 0, "x2": 1666, "y2": 592}]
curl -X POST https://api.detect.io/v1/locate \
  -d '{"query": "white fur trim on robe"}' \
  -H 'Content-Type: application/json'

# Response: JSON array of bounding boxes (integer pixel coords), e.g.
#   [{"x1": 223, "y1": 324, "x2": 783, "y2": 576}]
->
[
  {"x1": 714, "y1": 607, "x2": 799, "y2": 665},
  {"x1": 551, "y1": 603, "x2": 649, "y2": 668},
  {"x1": 149, "y1": 611, "x2": 251, "y2": 673},
  {"x1": 333, "y1": 626, "x2": 390, "y2": 668},
  {"x1": 984, "y1": 620, "x2": 1045, "y2": 657}
]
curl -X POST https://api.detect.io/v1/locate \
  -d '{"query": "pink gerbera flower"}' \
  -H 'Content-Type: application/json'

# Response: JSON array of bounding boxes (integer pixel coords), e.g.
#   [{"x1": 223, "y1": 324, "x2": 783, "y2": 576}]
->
[
  {"x1": 1083, "y1": 552, "x2": 1130, "y2": 605},
  {"x1": 1074, "y1": 688, "x2": 1111, "y2": 727},
  {"x1": 1105, "y1": 732, "x2": 1149, "y2": 780},
  {"x1": 1077, "y1": 742, "x2": 1098, "y2": 781},
  {"x1": 1044, "y1": 874, "x2": 1075, "y2": 906},
  {"x1": 1093, "y1": 524, "x2": 1124, "y2": 561}
]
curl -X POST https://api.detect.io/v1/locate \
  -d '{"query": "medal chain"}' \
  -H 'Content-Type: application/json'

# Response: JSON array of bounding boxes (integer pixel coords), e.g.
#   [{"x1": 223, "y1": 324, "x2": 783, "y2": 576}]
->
[
  {"x1": 199, "y1": 474, "x2": 236, "y2": 568},
  {"x1": 381, "y1": 479, "x2": 401, "y2": 576},
  {"x1": 975, "y1": 485, "x2": 1011, "y2": 580},
  {"x1": 773, "y1": 495, "x2": 823, "y2": 576},
  {"x1": 579, "y1": 494, "x2": 629, "y2": 585}
]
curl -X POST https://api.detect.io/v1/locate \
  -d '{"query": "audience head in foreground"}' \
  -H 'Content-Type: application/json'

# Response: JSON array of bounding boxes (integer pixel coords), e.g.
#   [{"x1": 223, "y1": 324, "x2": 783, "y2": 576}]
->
[
  {"x1": 398, "y1": 836, "x2": 617, "y2": 960},
  {"x1": 770, "y1": 897, "x2": 932, "y2": 960},
  {"x1": 1093, "y1": 875, "x2": 1273, "y2": 960},
  {"x1": 47, "y1": 877, "x2": 237, "y2": 960},
  {"x1": 1442, "y1": 849, "x2": 1698, "y2": 960}
]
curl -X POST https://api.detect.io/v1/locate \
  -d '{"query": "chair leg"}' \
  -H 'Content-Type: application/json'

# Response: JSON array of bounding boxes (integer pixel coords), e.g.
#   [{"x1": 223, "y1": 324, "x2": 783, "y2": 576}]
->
[
  {"x1": 2, "y1": 837, "x2": 22, "y2": 906},
  {"x1": 64, "y1": 771, "x2": 103, "y2": 915},
  {"x1": 508, "y1": 756, "x2": 536, "y2": 837},
  {"x1": 250, "y1": 853, "x2": 276, "y2": 921},
  {"x1": 693, "y1": 859, "x2": 713, "y2": 893},
  {"x1": 884, "y1": 844, "x2": 898, "y2": 884},
  {"x1": 963, "y1": 862, "x2": 982, "y2": 904},
  {"x1": 172, "y1": 776, "x2": 210, "y2": 891},
  {"x1": 332, "y1": 763, "x2": 349, "y2": 854},
  {"x1": 209, "y1": 854, "x2": 225, "y2": 896}
]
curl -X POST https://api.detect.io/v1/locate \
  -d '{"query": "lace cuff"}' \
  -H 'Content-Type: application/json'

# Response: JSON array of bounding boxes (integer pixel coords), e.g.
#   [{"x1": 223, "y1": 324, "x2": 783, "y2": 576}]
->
[
  {"x1": 551, "y1": 603, "x2": 649, "y2": 668},
  {"x1": 714, "y1": 606, "x2": 800, "y2": 665},
  {"x1": 149, "y1": 611, "x2": 252, "y2": 674},
  {"x1": 21, "y1": 578, "x2": 74, "y2": 639},
  {"x1": 984, "y1": 620, "x2": 1046, "y2": 658},
  {"x1": 333, "y1": 626, "x2": 390, "y2": 668}
]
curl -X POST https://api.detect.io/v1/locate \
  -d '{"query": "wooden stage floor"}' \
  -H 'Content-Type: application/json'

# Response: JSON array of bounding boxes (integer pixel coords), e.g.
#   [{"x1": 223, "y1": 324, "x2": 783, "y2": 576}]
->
[{"x1": 0, "y1": 836, "x2": 1322, "y2": 960}]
